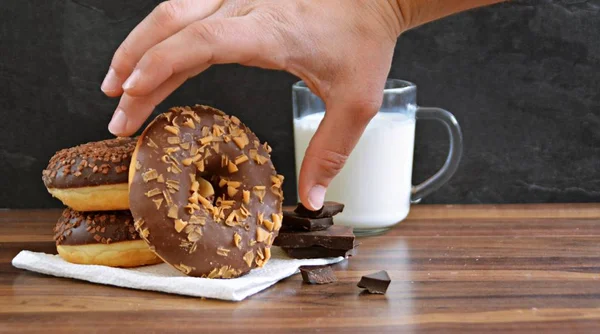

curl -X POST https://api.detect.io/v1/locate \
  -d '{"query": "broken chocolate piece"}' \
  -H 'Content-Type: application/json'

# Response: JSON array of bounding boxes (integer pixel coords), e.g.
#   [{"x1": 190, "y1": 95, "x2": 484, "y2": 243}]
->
[
  {"x1": 283, "y1": 245, "x2": 357, "y2": 259},
  {"x1": 293, "y1": 201, "x2": 344, "y2": 219},
  {"x1": 300, "y1": 265, "x2": 337, "y2": 284},
  {"x1": 281, "y1": 211, "x2": 334, "y2": 232},
  {"x1": 273, "y1": 225, "x2": 355, "y2": 250},
  {"x1": 357, "y1": 271, "x2": 391, "y2": 294}
]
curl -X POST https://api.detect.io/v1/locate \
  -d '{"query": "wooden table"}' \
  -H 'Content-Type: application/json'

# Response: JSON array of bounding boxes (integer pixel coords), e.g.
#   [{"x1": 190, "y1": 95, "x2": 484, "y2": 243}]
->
[{"x1": 2, "y1": 204, "x2": 600, "y2": 333}]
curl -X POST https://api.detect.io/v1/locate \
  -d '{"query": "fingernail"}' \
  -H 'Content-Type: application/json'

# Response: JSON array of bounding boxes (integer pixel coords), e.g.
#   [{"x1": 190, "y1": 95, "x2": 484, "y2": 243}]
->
[
  {"x1": 108, "y1": 108, "x2": 128, "y2": 135},
  {"x1": 122, "y1": 69, "x2": 141, "y2": 91},
  {"x1": 101, "y1": 67, "x2": 120, "y2": 93},
  {"x1": 307, "y1": 185, "x2": 326, "y2": 211}
]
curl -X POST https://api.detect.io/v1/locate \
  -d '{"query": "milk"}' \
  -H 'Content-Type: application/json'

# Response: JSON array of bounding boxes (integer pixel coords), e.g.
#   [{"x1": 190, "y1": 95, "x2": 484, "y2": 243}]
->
[{"x1": 293, "y1": 111, "x2": 416, "y2": 230}]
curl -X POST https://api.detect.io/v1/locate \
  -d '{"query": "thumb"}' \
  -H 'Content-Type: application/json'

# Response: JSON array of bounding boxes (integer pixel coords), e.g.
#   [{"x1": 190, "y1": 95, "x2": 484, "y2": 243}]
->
[{"x1": 297, "y1": 86, "x2": 383, "y2": 210}]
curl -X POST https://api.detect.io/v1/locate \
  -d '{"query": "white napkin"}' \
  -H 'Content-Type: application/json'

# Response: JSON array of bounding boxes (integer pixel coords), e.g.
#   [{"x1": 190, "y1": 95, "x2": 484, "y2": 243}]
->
[{"x1": 12, "y1": 247, "x2": 343, "y2": 301}]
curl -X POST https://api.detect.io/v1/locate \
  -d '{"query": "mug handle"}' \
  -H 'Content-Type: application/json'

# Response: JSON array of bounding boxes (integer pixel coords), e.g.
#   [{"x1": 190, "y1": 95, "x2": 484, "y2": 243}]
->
[{"x1": 411, "y1": 107, "x2": 463, "y2": 203}]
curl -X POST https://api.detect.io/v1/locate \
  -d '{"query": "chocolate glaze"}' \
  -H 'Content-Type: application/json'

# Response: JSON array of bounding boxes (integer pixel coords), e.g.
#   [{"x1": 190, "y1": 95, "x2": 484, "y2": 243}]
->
[
  {"x1": 54, "y1": 208, "x2": 139, "y2": 246},
  {"x1": 129, "y1": 105, "x2": 284, "y2": 278},
  {"x1": 42, "y1": 137, "x2": 136, "y2": 189}
]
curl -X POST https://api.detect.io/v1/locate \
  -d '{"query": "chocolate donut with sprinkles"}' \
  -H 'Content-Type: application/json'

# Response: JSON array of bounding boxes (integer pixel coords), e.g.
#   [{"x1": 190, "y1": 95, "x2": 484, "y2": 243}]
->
[
  {"x1": 42, "y1": 137, "x2": 136, "y2": 211},
  {"x1": 129, "y1": 105, "x2": 284, "y2": 278}
]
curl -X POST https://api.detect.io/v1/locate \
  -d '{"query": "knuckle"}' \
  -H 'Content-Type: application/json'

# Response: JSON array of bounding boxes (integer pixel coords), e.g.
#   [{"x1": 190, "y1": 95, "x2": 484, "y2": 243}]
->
[
  {"x1": 305, "y1": 148, "x2": 348, "y2": 178},
  {"x1": 260, "y1": 7, "x2": 290, "y2": 26},
  {"x1": 143, "y1": 48, "x2": 168, "y2": 69},
  {"x1": 153, "y1": 1, "x2": 180, "y2": 29},
  {"x1": 187, "y1": 21, "x2": 220, "y2": 44},
  {"x1": 244, "y1": 14, "x2": 289, "y2": 70},
  {"x1": 111, "y1": 42, "x2": 134, "y2": 73},
  {"x1": 352, "y1": 97, "x2": 382, "y2": 122}
]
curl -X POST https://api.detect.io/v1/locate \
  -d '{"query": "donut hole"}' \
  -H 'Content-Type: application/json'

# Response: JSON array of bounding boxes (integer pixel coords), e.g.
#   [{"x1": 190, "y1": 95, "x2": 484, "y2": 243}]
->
[
  {"x1": 208, "y1": 175, "x2": 228, "y2": 204},
  {"x1": 196, "y1": 174, "x2": 237, "y2": 206},
  {"x1": 195, "y1": 173, "x2": 240, "y2": 207}
]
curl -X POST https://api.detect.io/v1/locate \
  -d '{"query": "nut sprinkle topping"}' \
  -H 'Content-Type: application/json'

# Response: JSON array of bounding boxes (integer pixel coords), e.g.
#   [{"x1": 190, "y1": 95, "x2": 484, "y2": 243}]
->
[
  {"x1": 43, "y1": 137, "x2": 137, "y2": 189},
  {"x1": 54, "y1": 208, "x2": 140, "y2": 246}
]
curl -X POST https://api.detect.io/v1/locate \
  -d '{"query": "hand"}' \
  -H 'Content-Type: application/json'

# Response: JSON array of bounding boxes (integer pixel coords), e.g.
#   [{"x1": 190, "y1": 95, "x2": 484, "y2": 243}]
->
[{"x1": 102, "y1": 0, "x2": 405, "y2": 210}]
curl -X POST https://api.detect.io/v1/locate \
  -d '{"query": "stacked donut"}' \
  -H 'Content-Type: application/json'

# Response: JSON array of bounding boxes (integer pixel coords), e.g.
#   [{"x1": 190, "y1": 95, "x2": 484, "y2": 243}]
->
[
  {"x1": 42, "y1": 105, "x2": 284, "y2": 278},
  {"x1": 42, "y1": 137, "x2": 162, "y2": 267}
]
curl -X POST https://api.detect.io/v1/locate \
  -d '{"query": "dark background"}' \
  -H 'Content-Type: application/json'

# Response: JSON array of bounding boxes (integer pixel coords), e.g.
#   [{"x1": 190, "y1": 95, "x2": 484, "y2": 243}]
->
[{"x1": 1, "y1": 0, "x2": 599, "y2": 208}]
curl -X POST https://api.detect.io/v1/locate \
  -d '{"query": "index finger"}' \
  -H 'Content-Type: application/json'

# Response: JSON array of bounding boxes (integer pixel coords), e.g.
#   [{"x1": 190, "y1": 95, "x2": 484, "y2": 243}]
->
[
  {"x1": 297, "y1": 80, "x2": 385, "y2": 210},
  {"x1": 101, "y1": 0, "x2": 223, "y2": 96}
]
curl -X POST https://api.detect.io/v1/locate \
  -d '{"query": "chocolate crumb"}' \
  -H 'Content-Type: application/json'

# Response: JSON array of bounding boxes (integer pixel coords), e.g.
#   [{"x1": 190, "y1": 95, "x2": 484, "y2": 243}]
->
[
  {"x1": 300, "y1": 265, "x2": 337, "y2": 284},
  {"x1": 357, "y1": 271, "x2": 391, "y2": 294}
]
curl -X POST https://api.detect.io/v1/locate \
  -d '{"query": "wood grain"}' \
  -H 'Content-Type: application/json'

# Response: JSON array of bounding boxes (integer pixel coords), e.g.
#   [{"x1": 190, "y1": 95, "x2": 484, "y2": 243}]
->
[
  {"x1": 406, "y1": 203, "x2": 600, "y2": 220},
  {"x1": 2, "y1": 205, "x2": 600, "y2": 333}
]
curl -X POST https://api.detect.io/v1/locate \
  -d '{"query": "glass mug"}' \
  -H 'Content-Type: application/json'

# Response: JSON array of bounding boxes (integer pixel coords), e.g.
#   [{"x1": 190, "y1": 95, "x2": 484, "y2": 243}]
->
[{"x1": 292, "y1": 79, "x2": 463, "y2": 236}]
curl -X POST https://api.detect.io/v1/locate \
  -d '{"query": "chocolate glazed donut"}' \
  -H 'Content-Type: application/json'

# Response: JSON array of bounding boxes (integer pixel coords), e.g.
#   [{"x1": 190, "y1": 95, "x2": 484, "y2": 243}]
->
[
  {"x1": 54, "y1": 208, "x2": 162, "y2": 267},
  {"x1": 129, "y1": 105, "x2": 284, "y2": 278},
  {"x1": 42, "y1": 137, "x2": 136, "y2": 211}
]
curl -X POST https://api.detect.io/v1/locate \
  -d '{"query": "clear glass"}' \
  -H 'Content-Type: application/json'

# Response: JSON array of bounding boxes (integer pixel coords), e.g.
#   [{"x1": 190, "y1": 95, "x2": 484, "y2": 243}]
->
[{"x1": 292, "y1": 79, "x2": 463, "y2": 236}]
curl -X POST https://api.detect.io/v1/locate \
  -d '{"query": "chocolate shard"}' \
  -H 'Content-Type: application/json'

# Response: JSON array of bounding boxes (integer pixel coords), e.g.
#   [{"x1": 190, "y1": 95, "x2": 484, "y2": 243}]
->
[
  {"x1": 273, "y1": 225, "x2": 355, "y2": 250},
  {"x1": 293, "y1": 201, "x2": 344, "y2": 219},
  {"x1": 281, "y1": 211, "x2": 334, "y2": 232},
  {"x1": 300, "y1": 265, "x2": 337, "y2": 284},
  {"x1": 357, "y1": 271, "x2": 391, "y2": 294},
  {"x1": 283, "y1": 245, "x2": 357, "y2": 259}
]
